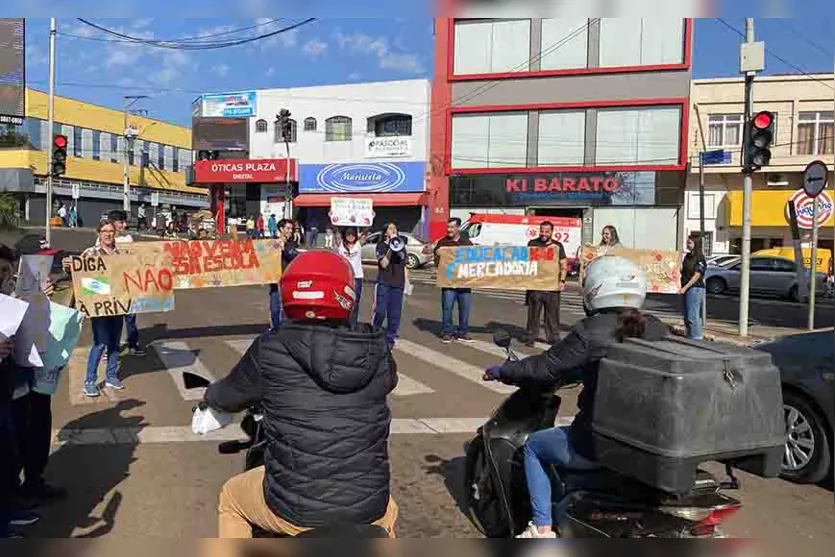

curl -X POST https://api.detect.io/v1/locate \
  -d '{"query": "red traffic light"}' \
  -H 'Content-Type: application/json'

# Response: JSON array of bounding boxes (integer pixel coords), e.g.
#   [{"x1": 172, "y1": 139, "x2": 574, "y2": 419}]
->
[
  {"x1": 53, "y1": 134, "x2": 68, "y2": 149},
  {"x1": 753, "y1": 111, "x2": 773, "y2": 130}
]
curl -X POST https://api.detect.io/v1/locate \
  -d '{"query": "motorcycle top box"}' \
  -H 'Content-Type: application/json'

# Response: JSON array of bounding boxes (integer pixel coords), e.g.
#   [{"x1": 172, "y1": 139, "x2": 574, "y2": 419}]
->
[{"x1": 592, "y1": 337, "x2": 785, "y2": 495}]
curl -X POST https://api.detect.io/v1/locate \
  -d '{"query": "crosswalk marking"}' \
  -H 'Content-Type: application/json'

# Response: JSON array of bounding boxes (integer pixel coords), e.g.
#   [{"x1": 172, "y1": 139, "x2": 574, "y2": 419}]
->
[
  {"x1": 394, "y1": 339, "x2": 516, "y2": 395},
  {"x1": 151, "y1": 341, "x2": 217, "y2": 401},
  {"x1": 225, "y1": 338, "x2": 255, "y2": 355}
]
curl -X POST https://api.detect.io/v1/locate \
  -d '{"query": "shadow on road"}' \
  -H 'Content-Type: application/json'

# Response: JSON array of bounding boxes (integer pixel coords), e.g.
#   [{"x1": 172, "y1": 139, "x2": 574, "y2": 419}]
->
[
  {"x1": 423, "y1": 454, "x2": 469, "y2": 520},
  {"x1": 411, "y1": 318, "x2": 568, "y2": 342},
  {"x1": 29, "y1": 399, "x2": 147, "y2": 538}
]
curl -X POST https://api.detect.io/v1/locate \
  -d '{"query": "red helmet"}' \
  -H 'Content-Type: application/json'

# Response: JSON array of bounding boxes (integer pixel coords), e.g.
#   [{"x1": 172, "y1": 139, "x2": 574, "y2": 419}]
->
[{"x1": 280, "y1": 250, "x2": 356, "y2": 321}]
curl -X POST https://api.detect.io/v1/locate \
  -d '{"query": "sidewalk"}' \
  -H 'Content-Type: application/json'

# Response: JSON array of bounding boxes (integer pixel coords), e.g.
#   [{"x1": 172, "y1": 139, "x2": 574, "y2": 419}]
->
[{"x1": 659, "y1": 316, "x2": 813, "y2": 346}]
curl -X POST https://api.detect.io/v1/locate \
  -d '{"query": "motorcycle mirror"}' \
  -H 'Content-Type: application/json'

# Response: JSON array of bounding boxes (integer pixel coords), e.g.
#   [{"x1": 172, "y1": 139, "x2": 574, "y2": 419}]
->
[
  {"x1": 492, "y1": 329, "x2": 512, "y2": 349},
  {"x1": 183, "y1": 372, "x2": 211, "y2": 390}
]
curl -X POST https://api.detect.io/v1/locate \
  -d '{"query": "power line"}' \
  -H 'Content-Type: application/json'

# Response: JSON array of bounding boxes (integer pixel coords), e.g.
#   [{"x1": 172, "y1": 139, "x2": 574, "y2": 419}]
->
[{"x1": 59, "y1": 19, "x2": 285, "y2": 45}]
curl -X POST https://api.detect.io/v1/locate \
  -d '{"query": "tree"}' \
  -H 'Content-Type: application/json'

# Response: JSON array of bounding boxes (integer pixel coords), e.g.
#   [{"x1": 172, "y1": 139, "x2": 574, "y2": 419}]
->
[{"x1": 0, "y1": 193, "x2": 19, "y2": 231}]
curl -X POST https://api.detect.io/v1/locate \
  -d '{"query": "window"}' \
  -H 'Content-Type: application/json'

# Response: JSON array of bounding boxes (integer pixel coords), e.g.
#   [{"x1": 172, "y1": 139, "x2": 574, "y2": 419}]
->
[
  {"x1": 699, "y1": 231, "x2": 714, "y2": 257},
  {"x1": 540, "y1": 18, "x2": 589, "y2": 71},
  {"x1": 372, "y1": 114, "x2": 412, "y2": 137},
  {"x1": 596, "y1": 106, "x2": 681, "y2": 166},
  {"x1": 274, "y1": 119, "x2": 297, "y2": 143},
  {"x1": 110, "y1": 134, "x2": 120, "y2": 164},
  {"x1": 91, "y1": 130, "x2": 101, "y2": 161},
  {"x1": 72, "y1": 126, "x2": 83, "y2": 158},
  {"x1": 325, "y1": 116, "x2": 352, "y2": 142},
  {"x1": 24, "y1": 118, "x2": 43, "y2": 149},
  {"x1": 750, "y1": 258, "x2": 775, "y2": 272},
  {"x1": 451, "y1": 111, "x2": 528, "y2": 168},
  {"x1": 173, "y1": 147, "x2": 180, "y2": 172},
  {"x1": 707, "y1": 114, "x2": 744, "y2": 148},
  {"x1": 687, "y1": 192, "x2": 717, "y2": 220},
  {"x1": 797, "y1": 111, "x2": 834, "y2": 155},
  {"x1": 453, "y1": 19, "x2": 531, "y2": 75},
  {"x1": 157, "y1": 143, "x2": 165, "y2": 170},
  {"x1": 142, "y1": 141, "x2": 150, "y2": 168},
  {"x1": 255, "y1": 119, "x2": 268, "y2": 133},
  {"x1": 538, "y1": 110, "x2": 586, "y2": 166},
  {"x1": 772, "y1": 259, "x2": 796, "y2": 273},
  {"x1": 304, "y1": 117, "x2": 317, "y2": 131},
  {"x1": 599, "y1": 18, "x2": 684, "y2": 68}
]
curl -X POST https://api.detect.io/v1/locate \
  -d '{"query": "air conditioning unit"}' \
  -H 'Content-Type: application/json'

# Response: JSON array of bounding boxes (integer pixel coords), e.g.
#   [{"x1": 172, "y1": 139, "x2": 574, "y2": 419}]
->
[{"x1": 766, "y1": 174, "x2": 789, "y2": 187}]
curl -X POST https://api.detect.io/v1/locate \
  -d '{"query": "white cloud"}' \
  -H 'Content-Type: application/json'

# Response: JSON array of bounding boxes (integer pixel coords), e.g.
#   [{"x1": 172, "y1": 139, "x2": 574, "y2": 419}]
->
[
  {"x1": 211, "y1": 63, "x2": 231, "y2": 77},
  {"x1": 131, "y1": 18, "x2": 154, "y2": 29},
  {"x1": 303, "y1": 38, "x2": 328, "y2": 58},
  {"x1": 379, "y1": 52, "x2": 424, "y2": 73},
  {"x1": 348, "y1": 72, "x2": 361, "y2": 80},
  {"x1": 334, "y1": 31, "x2": 425, "y2": 74}
]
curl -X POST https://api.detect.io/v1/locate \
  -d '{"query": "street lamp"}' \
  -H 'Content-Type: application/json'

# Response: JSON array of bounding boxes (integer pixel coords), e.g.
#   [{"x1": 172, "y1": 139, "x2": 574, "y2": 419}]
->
[{"x1": 123, "y1": 95, "x2": 150, "y2": 212}]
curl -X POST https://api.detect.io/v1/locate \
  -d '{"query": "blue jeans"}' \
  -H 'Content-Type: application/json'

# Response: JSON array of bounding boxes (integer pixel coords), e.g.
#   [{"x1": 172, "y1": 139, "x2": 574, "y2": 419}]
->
[
  {"x1": 86, "y1": 316, "x2": 123, "y2": 386},
  {"x1": 373, "y1": 284, "x2": 404, "y2": 348},
  {"x1": 441, "y1": 288, "x2": 472, "y2": 337},
  {"x1": 269, "y1": 285, "x2": 283, "y2": 331},
  {"x1": 683, "y1": 286, "x2": 705, "y2": 340},
  {"x1": 124, "y1": 314, "x2": 139, "y2": 349},
  {"x1": 350, "y1": 278, "x2": 363, "y2": 326},
  {"x1": 523, "y1": 427, "x2": 597, "y2": 527}
]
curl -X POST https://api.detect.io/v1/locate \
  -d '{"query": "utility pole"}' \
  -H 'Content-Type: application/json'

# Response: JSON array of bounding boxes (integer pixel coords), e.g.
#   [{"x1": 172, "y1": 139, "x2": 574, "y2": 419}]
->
[
  {"x1": 45, "y1": 18, "x2": 56, "y2": 247},
  {"x1": 123, "y1": 95, "x2": 148, "y2": 213},
  {"x1": 694, "y1": 104, "x2": 709, "y2": 326},
  {"x1": 808, "y1": 201, "x2": 818, "y2": 330}
]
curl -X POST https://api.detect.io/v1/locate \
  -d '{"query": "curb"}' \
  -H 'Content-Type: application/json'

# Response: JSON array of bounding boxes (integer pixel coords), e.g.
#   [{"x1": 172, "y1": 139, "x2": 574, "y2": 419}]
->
[{"x1": 666, "y1": 324, "x2": 771, "y2": 347}]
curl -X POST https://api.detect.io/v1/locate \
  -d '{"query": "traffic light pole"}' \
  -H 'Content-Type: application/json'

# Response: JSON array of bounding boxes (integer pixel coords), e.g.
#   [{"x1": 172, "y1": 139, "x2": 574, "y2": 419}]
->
[
  {"x1": 45, "y1": 18, "x2": 56, "y2": 246},
  {"x1": 739, "y1": 18, "x2": 755, "y2": 338}
]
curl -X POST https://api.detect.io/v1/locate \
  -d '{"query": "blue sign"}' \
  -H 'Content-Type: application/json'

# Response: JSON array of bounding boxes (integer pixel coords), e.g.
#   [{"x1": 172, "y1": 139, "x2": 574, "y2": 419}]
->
[
  {"x1": 300, "y1": 162, "x2": 426, "y2": 194},
  {"x1": 200, "y1": 91, "x2": 257, "y2": 118},
  {"x1": 700, "y1": 150, "x2": 732, "y2": 166}
]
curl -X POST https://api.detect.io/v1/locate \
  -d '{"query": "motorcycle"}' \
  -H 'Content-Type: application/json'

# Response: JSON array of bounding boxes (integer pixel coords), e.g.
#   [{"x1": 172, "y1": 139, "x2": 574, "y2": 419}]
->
[
  {"x1": 464, "y1": 331, "x2": 744, "y2": 538},
  {"x1": 183, "y1": 372, "x2": 390, "y2": 538}
]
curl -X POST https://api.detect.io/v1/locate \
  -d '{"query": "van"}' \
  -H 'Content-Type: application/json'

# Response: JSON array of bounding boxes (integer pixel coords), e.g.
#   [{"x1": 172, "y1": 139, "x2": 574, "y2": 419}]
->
[
  {"x1": 753, "y1": 247, "x2": 831, "y2": 274},
  {"x1": 460, "y1": 213, "x2": 583, "y2": 274}
]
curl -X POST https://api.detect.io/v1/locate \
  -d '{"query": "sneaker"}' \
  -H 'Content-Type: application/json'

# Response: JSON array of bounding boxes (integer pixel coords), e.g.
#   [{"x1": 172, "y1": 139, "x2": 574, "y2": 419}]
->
[
  {"x1": 456, "y1": 333, "x2": 474, "y2": 343},
  {"x1": 129, "y1": 347, "x2": 146, "y2": 357},
  {"x1": 516, "y1": 522, "x2": 557, "y2": 539},
  {"x1": 20, "y1": 481, "x2": 68, "y2": 501},
  {"x1": 441, "y1": 334, "x2": 454, "y2": 344},
  {"x1": 105, "y1": 378, "x2": 125, "y2": 390},
  {"x1": 83, "y1": 383, "x2": 100, "y2": 397},
  {"x1": 8, "y1": 510, "x2": 40, "y2": 527}
]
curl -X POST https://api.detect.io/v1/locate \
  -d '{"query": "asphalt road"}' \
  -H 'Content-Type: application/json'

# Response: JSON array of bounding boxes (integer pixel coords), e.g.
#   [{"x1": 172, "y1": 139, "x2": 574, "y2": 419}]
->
[{"x1": 5, "y1": 228, "x2": 834, "y2": 541}]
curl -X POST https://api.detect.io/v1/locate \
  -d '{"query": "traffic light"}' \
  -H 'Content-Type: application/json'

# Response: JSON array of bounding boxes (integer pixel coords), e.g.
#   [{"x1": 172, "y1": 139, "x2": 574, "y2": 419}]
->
[
  {"x1": 277, "y1": 108, "x2": 292, "y2": 142},
  {"x1": 51, "y1": 134, "x2": 68, "y2": 176},
  {"x1": 744, "y1": 111, "x2": 775, "y2": 172}
]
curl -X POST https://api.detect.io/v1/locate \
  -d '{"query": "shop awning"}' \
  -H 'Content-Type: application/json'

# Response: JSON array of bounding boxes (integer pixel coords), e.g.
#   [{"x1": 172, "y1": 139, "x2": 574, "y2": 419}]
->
[{"x1": 293, "y1": 193, "x2": 429, "y2": 207}]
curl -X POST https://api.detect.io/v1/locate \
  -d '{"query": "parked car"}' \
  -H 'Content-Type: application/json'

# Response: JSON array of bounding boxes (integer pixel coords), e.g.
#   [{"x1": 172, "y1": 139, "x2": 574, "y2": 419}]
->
[
  {"x1": 360, "y1": 231, "x2": 433, "y2": 270},
  {"x1": 707, "y1": 254, "x2": 740, "y2": 268},
  {"x1": 755, "y1": 329, "x2": 834, "y2": 484},
  {"x1": 704, "y1": 256, "x2": 827, "y2": 301}
]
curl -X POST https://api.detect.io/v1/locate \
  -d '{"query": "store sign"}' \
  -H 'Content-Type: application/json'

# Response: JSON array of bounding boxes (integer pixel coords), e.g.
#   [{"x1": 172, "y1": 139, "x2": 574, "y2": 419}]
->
[
  {"x1": 300, "y1": 162, "x2": 425, "y2": 193},
  {"x1": 365, "y1": 137, "x2": 412, "y2": 158},
  {"x1": 194, "y1": 159, "x2": 298, "y2": 184},
  {"x1": 785, "y1": 189, "x2": 833, "y2": 230},
  {"x1": 199, "y1": 91, "x2": 258, "y2": 118},
  {"x1": 506, "y1": 175, "x2": 622, "y2": 194}
]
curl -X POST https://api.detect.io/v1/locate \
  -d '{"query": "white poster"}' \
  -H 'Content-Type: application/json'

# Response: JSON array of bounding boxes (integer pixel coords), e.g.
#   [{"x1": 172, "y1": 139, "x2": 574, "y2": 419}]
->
[
  {"x1": 260, "y1": 186, "x2": 285, "y2": 219},
  {"x1": 364, "y1": 137, "x2": 412, "y2": 158},
  {"x1": 329, "y1": 198, "x2": 375, "y2": 227}
]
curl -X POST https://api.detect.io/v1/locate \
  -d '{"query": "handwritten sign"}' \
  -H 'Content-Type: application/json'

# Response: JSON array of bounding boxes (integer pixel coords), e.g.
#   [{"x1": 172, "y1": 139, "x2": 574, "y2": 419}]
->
[
  {"x1": 329, "y1": 198, "x2": 374, "y2": 227},
  {"x1": 129, "y1": 239, "x2": 283, "y2": 289},
  {"x1": 580, "y1": 245, "x2": 682, "y2": 294},
  {"x1": 436, "y1": 245, "x2": 561, "y2": 291},
  {"x1": 70, "y1": 253, "x2": 176, "y2": 317}
]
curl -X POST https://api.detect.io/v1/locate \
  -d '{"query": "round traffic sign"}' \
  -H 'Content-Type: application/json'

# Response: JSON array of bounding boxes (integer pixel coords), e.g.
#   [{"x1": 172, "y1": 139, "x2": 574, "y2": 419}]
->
[
  {"x1": 785, "y1": 189, "x2": 833, "y2": 230},
  {"x1": 803, "y1": 160, "x2": 829, "y2": 198}
]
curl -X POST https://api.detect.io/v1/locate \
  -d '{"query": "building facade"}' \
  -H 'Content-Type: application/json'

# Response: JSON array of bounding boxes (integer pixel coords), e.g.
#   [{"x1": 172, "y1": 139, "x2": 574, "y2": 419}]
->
[
  {"x1": 686, "y1": 75, "x2": 835, "y2": 256},
  {"x1": 0, "y1": 88, "x2": 206, "y2": 227},
  {"x1": 428, "y1": 17, "x2": 693, "y2": 247}
]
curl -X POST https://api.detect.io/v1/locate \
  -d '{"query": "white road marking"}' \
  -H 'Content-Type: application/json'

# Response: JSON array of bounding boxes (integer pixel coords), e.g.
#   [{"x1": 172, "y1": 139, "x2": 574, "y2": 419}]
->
[
  {"x1": 394, "y1": 339, "x2": 516, "y2": 395},
  {"x1": 225, "y1": 338, "x2": 255, "y2": 355},
  {"x1": 150, "y1": 341, "x2": 217, "y2": 401}
]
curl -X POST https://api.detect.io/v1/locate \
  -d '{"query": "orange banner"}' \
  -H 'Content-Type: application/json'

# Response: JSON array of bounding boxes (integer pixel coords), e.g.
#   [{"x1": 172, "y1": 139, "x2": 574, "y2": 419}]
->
[{"x1": 580, "y1": 245, "x2": 682, "y2": 294}]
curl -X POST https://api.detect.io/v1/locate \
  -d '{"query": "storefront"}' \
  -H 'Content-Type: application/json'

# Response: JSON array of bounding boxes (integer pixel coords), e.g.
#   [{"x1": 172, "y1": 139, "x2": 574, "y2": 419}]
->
[
  {"x1": 294, "y1": 161, "x2": 429, "y2": 237},
  {"x1": 450, "y1": 170, "x2": 685, "y2": 250},
  {"x1": 193, "y1": 158, "x2": 298, "y2": 235}
]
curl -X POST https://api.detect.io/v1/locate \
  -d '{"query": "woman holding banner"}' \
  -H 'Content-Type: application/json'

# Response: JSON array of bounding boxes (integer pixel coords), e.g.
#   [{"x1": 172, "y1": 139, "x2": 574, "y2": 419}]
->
[{"x1": 679, "y1": 234, "x2": 707, "y2": 340}]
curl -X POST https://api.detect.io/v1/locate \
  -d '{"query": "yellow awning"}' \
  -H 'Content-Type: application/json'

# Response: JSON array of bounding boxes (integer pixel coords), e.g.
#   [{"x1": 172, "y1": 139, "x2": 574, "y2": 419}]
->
[{"x1": 727, "y1": 190, "x2": 834, "y2": 228}]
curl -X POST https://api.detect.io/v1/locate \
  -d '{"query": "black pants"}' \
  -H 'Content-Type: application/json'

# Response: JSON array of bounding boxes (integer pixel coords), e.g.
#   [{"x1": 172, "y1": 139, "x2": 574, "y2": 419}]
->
[
  {"x1": 0, "y1": 398, "x2": 18, "y2": 517},
  {"x1": 11, "y1": 392, "x2": 52, "y2": 488},
  {"x1": 526, "y1": 291, "x2": 561, "y2": 345}
]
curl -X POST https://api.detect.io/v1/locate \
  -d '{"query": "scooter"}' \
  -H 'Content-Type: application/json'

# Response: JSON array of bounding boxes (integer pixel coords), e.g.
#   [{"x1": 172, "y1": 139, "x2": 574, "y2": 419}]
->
[
  {"x1": 464, "y1": 331, "x2": 744, "y2": 538},
  {"x1": 183, "y1": 372, "x2": 390, "y2": 538}
]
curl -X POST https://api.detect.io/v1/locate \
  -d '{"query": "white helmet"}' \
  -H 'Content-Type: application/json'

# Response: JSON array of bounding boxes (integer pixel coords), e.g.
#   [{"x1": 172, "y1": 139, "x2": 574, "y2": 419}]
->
[{"x1": 583, "y1": 255, "x2": 647, "y2": 312}]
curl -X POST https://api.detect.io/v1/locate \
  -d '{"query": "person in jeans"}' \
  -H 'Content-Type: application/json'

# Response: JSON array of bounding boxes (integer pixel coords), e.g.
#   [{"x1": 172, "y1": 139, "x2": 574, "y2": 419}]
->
[
  {"x1": 103, "y1": 210, "x2": 144, "y2": 357},
  {"x1": 338, "y1": 227, "x2": 364, "y2": 326},
  {"x1": 434, "y1": 218, "x2": 473, "y2": 343},
  {"x1": 269, "y1": 219, "x2": 298, "y2": 331},
  {"x1": 680, "y1": 233, "x2": 707, "y2": 340},
  {"x1": 374, "y1": 223, "x2": 408, "y2": 349},
  {"x1": 525, "y1": 222, "x2": 567, "y2": 347}
]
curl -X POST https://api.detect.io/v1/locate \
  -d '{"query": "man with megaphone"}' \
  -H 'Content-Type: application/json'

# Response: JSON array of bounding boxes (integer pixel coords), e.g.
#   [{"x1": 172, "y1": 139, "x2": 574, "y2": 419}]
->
[{"x1": 373, "y1": 223, "x2": 409, "y2": 349}]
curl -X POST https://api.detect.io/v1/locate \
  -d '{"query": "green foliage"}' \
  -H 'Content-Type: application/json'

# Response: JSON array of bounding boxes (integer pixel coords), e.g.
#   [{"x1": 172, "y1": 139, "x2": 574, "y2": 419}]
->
[{"x1": 0, "y1": 193, "x2": 19, "y2": 231}]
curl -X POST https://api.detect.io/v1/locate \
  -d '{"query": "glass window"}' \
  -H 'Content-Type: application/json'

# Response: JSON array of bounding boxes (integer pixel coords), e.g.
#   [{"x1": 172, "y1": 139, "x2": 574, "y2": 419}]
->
[
  {"x1": 72, "y1": 126, "x2": 82, "y2": 158},
  {"x1": 707, "y1": 114, "x2": 744, "y2": 148},
  {"x1": 52, "y1": 122, "x2": 62, "y2": 138},
  {"x1": 325, "y1": 116, "x2": 352, "y2": 142},
  {"x1": 750, "y1": 258, "x2": 775, "y2": 272},
  {"x1": 304, "y1": 117, "x2": 317, "y2": 131},
  {"x1": 373, "y1": 114, "x2": 412, "y2": 137},
  {"x1": 540, "y1": 18, "x2": 589, "y2": 71},
  {"x1": 772, "y1": 259, "x2": 796, "y2": 273},
  {"x1": 142, "y1": 141, "x2": 150, "y2": 168},
  {"x1": 454, "y1": 19, "x2": 531, "y2": 75},
  {"x1": 173, "y1": 147, "x2": 180, "y2": 172},
  {"x1": 538, "y1": 110, "x2": 586, "y2": 166},
  {"x1": 599, "y1": 18, "x2": 684, "y2": 68},
  {"x1": 92, "y1": 130, "x2": 101, "y2": 161},
  {"x1": 451, "y1": 111, "x2": 528, "y2": 169},
  {"x1": 596, "y1": 106, "x2": 681, "y2": 166},
  {"x1": 25, "y1": 118, "x2": 43, "y2": 149},
  {"x1": 274, "y1": 119, "x2": 298, "y2": 143},
  {"x1": 255, "y1": 119, "x2": 268, "y2": 133},
  {"x1": 797, "y1": 111, "x2": 834, "y2": 155},
  {"x1": 157, "y1": 143, "x2": 165, "y2": 170},
  {"x1": 110, "y1": 134, "x2": 120, "y2": 164}
]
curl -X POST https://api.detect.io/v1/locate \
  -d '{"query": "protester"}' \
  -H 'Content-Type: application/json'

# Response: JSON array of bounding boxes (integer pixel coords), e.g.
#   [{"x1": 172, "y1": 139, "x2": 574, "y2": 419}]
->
[
  {"x1": 267, "y1": 214, "x2": 278, "y2": 240},
  {"x1": 102, "y1": 211, "x2": 144, "y2": 357},
  {"x1": 374, "y1": 223, "x2": 408, "y2": 349},
  {"x1": 256, "y1": 215, "x2": 265, "y2": 239},
  {"x1": 268, "y1": 219, "x2": 298, "y2": 331},
  {"x1": 137, "y1": 204, "x2": 147, "y2": 231},
  {"x1": 525, "y1": 222, "x2": 567, "y2": 347},
  {"x1": 324, "y1": 226, "x2": 335, "y2": 249},
  {"x1": 293, "y1": 220, "x2": 305, "y2": 246},
  {"x1": 434, "y1": 218, "x2": 474, "y2": 343},
  {"x1": 306, "y1": 218, "x2": 318, "y2": 247},
  {"x1": 246, "y1": 216, "x2": 256, "y2": 239},
  {"x1": 338, "y1": 227, "x2": 364, "y2": 326},
  {"x1": 69, "y1": 204, "x2": 78, "y2": 228},
  {"x1": 680, "y1": 233, "x2": 707, "y2": 340},
  {"x1": 600, "y1": 225, "x2": 622, "y2": 250}
]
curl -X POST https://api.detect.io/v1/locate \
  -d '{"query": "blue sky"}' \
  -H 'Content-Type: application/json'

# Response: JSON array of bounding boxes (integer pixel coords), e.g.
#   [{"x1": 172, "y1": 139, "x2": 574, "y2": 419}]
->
[{"x1": 21, "y1": 16, "x2": 835, "y2": 128}]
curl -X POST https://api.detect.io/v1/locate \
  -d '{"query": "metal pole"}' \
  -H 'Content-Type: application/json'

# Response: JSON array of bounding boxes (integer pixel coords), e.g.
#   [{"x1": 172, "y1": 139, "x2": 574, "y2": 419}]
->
[
  {"x1": 123, "y1": 98, "x2": 130, "y2": 212},
  {"x1": 45, "y1": 18, "x2": 56, "y2": 246},
  {"x1": 699, "y1": 152, "x2": 708, "y2": 326},
  {"x1": 739, "y1": 18, "x2": 755, "y2": 338},
  {"x1": 284, "y1": 140, "x2": 291, "y2": 220},
  {"x1": 808, "y1": 203, "x2": 818, "y2": 329}
]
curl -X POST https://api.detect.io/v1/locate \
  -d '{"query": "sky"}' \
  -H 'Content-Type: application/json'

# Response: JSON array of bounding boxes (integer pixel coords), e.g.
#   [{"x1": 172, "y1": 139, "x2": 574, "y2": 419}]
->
[{"x1": 20, "y1": 15, "x2": 835, "y2": 128}]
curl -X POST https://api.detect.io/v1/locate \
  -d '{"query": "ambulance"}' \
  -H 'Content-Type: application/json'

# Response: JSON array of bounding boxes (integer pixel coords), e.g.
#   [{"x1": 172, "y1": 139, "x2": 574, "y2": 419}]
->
[{"x1": 460, "y1": 213, "x2": 583, "y2": 276}]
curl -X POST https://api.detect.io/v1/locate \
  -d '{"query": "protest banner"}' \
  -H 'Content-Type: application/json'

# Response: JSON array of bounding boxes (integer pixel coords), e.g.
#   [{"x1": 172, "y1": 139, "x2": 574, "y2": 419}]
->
[
  {"x1": 70, "y1": 252, "x2": 176, "y2": 317},
  {"x1": 15, "y1": 254, "x2": 54, "y2": 354},
  {"x1": 129, "y1": 239, "x2": 282, "y2": 289},
  {"x1": 329, "y1": 198, "x2": 374, "y2": 227},
  {"x1": 436, "y1": 245, "x2": 561, "y2": 291},
  {"x1": 580, "y1": 245, "x2": 682, "y2": 294},
  {"x1": 34, "y1": 302, "x2": 85, "y2": 395},
  {"x1": 0, "y1": 293, "x2": 42, "y2": 367}
]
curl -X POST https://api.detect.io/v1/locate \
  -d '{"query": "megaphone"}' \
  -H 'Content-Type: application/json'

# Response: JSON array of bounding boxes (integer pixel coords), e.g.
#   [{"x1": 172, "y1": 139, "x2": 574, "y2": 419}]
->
[{"x1": 390, "y1": 235, "x2": 407, "y2": 253}]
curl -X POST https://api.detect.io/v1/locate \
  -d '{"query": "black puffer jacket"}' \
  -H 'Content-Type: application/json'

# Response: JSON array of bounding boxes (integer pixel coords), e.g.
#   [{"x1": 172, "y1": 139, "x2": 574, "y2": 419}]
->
[{"x1": 205, "y1": 321, "x2": 397, "y2": 528}]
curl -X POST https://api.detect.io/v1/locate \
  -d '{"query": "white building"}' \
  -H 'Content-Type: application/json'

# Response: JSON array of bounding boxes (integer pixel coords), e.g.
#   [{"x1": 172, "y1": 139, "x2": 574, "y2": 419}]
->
[{"x1": 248, "y1": 79, "x2": 432, "y2": 236}]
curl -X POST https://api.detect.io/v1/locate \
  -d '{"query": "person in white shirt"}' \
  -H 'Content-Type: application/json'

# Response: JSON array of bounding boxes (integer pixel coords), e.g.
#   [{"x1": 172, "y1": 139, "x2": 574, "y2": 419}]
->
[
  {"x1": 57, "y1": 204, "x2": 68, "y2": 227},
  {"x1": 338, "y1": 227, "x2": 364, "y2": 326},
  {"x1": 137, "y1": 204, "x2": 147, "y2": 232}
]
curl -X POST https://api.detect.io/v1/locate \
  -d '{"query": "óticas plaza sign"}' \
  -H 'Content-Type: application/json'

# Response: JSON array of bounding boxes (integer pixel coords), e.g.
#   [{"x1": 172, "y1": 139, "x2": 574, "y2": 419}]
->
[{"x1": 194, "y1": 159, "x2": 299, "y2": 184}]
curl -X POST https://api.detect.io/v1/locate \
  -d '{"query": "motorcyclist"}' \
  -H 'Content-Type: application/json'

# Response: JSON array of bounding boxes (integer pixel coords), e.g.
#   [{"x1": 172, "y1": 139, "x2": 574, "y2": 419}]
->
[
  {"x1": 200, "y1": 250, "x2": 399, "y2": 538},
  {"x1": 483, "y1": 255, "x2": 668, "y2": 538}
]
